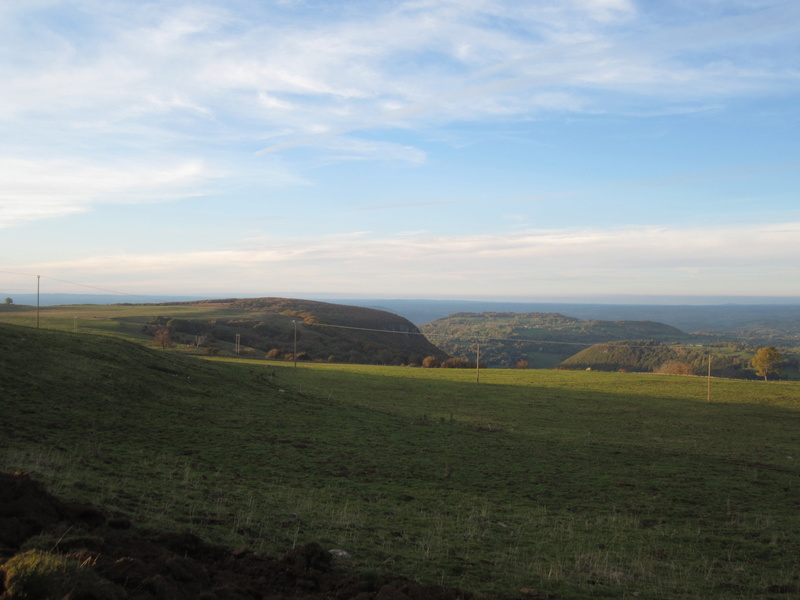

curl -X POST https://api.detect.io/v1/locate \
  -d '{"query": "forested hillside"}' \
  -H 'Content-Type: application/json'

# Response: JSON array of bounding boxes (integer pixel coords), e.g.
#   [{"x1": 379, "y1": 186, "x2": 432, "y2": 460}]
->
[
  {"x1": 420, "y1": 312, "x2": 688, "y2": 367},
  {"x1": 134, "y1": 297, "x2": 448, "y2": 365},
  {"x1": 558, "y1": 340, "x2": 758, "y2": 378}
]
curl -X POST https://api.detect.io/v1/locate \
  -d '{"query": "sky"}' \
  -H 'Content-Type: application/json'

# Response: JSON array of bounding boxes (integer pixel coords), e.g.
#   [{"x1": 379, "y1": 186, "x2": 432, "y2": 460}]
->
[{"x1": 2, "y1": 0, "x2": 800, "y2": 302}]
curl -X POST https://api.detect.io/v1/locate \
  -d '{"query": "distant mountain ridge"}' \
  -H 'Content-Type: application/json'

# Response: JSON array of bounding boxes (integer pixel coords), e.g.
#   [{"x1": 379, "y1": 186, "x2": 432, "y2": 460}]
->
[
  {"x1": 338, "y1": 299, "x2": 800, "y2": 339},
  {"x1": 8, "y1": 294, "x2": 800, "y2": 345}
]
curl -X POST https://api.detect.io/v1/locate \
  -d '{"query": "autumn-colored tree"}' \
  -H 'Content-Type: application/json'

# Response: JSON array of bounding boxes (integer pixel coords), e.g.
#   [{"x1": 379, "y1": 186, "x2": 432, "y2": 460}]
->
[
  {"x1": 751, "y1": 346, "x2": 782, "y2": 381},
  {"x1": 422, "y1": 355, "x2": 440, "y2": 368},
  {"x1": 265, "y1": 348, "x2": 282, "y2": 360},
  {"x1": 516, "y1": 359, "x2": 529, "y2": 370},
  {"x1": 657, "y1": 361, "x2": 694, "y2": 375},
  {"x1": 153, "y1": 327, "x2": 174, "y2": 349}
]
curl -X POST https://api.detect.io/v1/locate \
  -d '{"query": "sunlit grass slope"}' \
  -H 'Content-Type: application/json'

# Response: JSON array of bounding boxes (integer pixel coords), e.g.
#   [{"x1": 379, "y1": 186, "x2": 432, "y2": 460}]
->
[
  {"x1": 2, "y1": 322, "x2": 799, "y2": 599},
  {"x1": 0, "y1": 302, "x2": 236, "y2": 341}
]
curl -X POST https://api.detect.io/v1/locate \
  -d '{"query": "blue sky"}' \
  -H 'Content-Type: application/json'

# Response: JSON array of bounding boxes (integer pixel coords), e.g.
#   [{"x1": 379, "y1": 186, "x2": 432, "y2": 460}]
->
[{"x1": 2, "y1": 0, "x2": 799, "y2": 301}]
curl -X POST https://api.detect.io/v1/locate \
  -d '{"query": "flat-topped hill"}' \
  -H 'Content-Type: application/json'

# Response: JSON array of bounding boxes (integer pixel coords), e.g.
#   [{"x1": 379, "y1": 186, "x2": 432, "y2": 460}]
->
[
  {"x1": 420, "y1": 311, "x2": 687, "y2": 367},
  {"x1": 0, "y1": 296, "x2": 448, "y2": 366}
]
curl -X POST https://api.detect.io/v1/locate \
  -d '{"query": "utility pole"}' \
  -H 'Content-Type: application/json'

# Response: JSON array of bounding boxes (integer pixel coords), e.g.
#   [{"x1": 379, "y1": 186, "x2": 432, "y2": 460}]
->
[
  {"x1": 235, "y1": 333, "x2": 241, "y2": 355},
  {"x1": 36, "y1": 275, "x2": 40, "y2": 328}
]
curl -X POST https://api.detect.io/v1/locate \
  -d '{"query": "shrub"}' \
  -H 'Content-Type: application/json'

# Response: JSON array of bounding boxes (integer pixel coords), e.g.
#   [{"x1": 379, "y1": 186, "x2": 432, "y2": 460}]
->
[
  {"x1": 422, "y1": 356, "x2": 440, "y2": 368},
  {"x1": 441, "y1": 357, "x2": 467, "y2": 369},
  {"x1": 265, "y1": 348, "x2": 282, "y2": 360},
  {"x1": 657, "y1": 361, "x2": 695, "y2": 375}
]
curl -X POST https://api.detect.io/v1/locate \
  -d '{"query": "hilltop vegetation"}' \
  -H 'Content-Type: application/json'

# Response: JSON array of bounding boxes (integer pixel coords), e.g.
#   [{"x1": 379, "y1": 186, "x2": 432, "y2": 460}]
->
[
  {"x1": 3, "y1": 298, "x2": 799, "y2": 377},
  {"x1": 559, "y1": 340, "x2": 738, "y2": 376},
  {"x1": 3, "y1": 321, "x2": 800, "y2": 598},
  {"x1": 141, "y1": 297, "x2": 449, "y2": 365},
  {"x1": 340, "y1": 299, "x2": 800, "y2": 345},
  {"x1": 420, "y1": 311, "x2": 687, "y2": 368},
  {"x1": 558, "y1": 340, "x2": 800, "y2": 380},
  {"x1": 0, "y1": 297, "x2": 447, "y2": 366}
]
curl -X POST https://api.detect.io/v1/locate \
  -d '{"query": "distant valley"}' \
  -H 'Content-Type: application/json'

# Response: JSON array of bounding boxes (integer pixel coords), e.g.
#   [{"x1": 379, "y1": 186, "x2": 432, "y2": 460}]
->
[
  {"x1": 2, "y1": 294, "x2": 798, "y2": 378},
  {"x1": 13, "y1": 293, "x2": 800, "y2": 343},
  {"x1": 420, "y1": 311, "x2": 689, "y2": 368},
  {"x1": 338, "y1": 298, "x2": 800, "y2": 345}
]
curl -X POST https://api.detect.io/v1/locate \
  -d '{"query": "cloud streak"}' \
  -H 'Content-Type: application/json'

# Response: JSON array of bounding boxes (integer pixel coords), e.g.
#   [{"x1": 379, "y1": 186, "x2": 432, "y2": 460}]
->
[
  {"x1": 0, "y1": 157, "x2": 220, "y2": 228},
  {"x1": 11, "y1": 222, "x2": 800, "y2": 297},
  {"x1": 4, "y1": 1, "x2": 797, "y2": 156}
]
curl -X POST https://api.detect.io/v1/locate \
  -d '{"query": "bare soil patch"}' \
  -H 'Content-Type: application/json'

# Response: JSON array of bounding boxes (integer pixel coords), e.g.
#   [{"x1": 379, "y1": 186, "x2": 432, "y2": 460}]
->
[{"x1": 0, "y1": 472, "x2": 492, "y2": 600}]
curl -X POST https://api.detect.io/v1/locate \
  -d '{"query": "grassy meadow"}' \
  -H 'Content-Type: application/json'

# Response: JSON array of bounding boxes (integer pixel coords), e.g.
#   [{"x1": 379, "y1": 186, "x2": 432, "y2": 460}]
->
[
  {"x1": 1, "y1": 319, "x2": 800, "y2": 598},
  {"x1": 0, "y1": 301, "x2": 250, "y2": 344}
]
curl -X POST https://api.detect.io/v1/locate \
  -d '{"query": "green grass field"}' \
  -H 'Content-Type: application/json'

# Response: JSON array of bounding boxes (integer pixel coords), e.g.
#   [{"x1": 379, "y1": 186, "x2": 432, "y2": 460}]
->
[
  {"x1": 0, "y1": 302, "x2": 242, "y2": 341},
  {"x1": 2, "y1": 321, "x2": 799, "y2": 598}
]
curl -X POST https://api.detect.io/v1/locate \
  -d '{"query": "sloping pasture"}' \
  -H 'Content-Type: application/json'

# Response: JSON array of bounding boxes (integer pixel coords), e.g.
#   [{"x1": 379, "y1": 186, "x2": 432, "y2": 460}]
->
[{"x1": 2, "y1": 322, "x2": 799, "y2": 598}]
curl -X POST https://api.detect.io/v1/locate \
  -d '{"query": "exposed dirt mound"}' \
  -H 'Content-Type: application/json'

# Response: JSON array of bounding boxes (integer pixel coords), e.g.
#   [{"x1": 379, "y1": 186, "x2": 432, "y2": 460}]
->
[{"x1": 0, "y1": 472, "x2": 484, "y2": 600}]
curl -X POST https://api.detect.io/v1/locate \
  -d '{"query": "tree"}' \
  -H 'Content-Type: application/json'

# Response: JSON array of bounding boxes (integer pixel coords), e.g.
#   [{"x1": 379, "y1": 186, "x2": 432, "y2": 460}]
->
[
  {"x1": 153, "y1": 327, "x2": 175, "y2": 349},
  {"x1": 422, "y1": 355, "x2": 440, "y2": 368},
  {"x1": 516, "y1": 359, "x2": 529, "y2": 370},
  {"x1": 3, "y1": 298, "x2": 12, "y2": 305},
  {"x1": 751, "y1": 346, "x2": 782, "y2": 381}
]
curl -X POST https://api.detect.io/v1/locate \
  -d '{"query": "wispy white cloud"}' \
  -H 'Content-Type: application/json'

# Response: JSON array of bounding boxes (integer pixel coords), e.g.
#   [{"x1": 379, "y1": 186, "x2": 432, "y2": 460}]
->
[
  {"x1": 4, "y1": 0, "x2": 796, "y2": 152},
  {"x1": 14, "y1": 222, "x2": 800, "y2": 296},
  {"x1": 0, "y1": 157, "x2": 219, "y2": 228},
  {"x1": 1, "y1": 0, "x2": 799, "y2": 303}
]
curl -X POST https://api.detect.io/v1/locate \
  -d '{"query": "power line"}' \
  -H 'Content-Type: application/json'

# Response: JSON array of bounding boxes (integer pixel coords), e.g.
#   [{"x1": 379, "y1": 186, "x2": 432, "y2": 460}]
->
[
  {"x1": 1, "y1": 271, "x2": 171, "y2": 300},
  {"x1": 2, "y1": 270, "x2": 754, "y2": 352},
  {"x1": 304, "y1": 320, "x2": 692, "y2": 349},
  {"x1": 0, "y1": 270, "x2": 40, "y2": 279}
]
